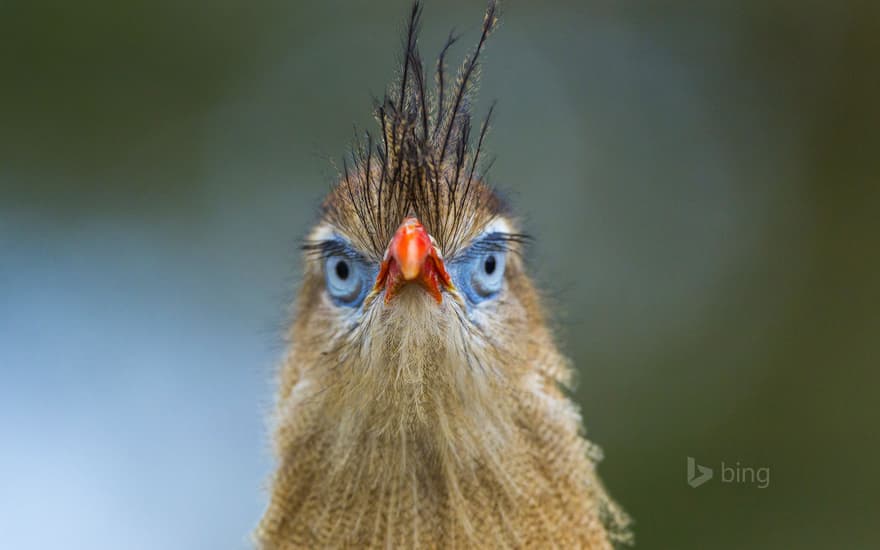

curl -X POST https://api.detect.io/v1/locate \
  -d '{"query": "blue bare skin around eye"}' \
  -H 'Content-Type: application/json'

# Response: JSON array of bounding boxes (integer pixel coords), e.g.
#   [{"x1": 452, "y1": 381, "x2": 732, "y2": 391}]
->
[
  {"x1": 323, "y1": 238, "x2": 378, "y2": 308},
  {"x1": 449, "y1": 259, "x2": 501, "y2": 305},
  {"x1": 448, "y1": 234, "x2": 509, "y2": 305},
  {"x1": 323, "y1": 234, "x2": 507, "y2": 308}
]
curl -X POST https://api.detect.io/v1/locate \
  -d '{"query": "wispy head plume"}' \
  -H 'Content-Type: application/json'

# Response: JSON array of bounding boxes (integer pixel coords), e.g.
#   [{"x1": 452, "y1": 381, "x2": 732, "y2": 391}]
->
[{"x1": 324, "y1": 1, "x2": 502, "y2": 259}]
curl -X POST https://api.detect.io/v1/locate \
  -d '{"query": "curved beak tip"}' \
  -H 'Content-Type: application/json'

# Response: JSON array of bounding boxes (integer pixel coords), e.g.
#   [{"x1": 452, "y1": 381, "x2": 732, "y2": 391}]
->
[
  {"x1": 391, "y1": 217, "x2": 431, "y2": 279},
  {"x1": 374, "y1": 217, "x2": 452, "y2": 303},
  {"x1": 399, "y1": 262, "x2": 423, "y2": 281}
]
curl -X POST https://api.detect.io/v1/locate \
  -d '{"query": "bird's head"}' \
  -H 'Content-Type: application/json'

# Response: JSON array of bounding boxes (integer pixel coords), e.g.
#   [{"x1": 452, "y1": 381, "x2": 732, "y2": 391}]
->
[
  {"x1": 281, "y1": 1, "x2": 562, "y2": 451},
  {"x1": 302, "y1": 186, "x2": 531, "y2": 370}
]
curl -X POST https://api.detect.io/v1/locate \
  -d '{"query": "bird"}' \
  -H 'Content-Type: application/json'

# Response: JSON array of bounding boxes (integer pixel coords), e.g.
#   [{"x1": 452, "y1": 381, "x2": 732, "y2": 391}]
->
[{"x1": 255, "y1": 2, "x2": 630, "y2": 548}]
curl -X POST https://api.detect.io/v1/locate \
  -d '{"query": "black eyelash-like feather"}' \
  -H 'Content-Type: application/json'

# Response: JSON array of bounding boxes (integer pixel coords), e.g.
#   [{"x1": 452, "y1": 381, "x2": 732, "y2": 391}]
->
[
  {"x1": 304, "y1": 231, "x2": 530, "y2": 267},
  {"x1": 323, "y1": 1, "x2": 503, "y2": 259},
  {"x1": 302, "y1": 239, "x2": 369, "y2": 262},
  {"x1": 451, "y1": 232, "x2": 532, "y2": 262}
]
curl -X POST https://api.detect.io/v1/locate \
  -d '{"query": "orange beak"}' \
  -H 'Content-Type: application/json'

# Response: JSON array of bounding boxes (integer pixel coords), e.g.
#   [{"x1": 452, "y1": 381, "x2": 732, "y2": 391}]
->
[{"x1": 374, "y1": 217, "x2": 453, "y2": 303}]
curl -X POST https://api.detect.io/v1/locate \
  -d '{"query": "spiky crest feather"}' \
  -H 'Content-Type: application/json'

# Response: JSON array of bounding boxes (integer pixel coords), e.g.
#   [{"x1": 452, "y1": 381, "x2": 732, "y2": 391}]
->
[{"x1": 324, "y1": 1, "x2": 501, "y2": 259}]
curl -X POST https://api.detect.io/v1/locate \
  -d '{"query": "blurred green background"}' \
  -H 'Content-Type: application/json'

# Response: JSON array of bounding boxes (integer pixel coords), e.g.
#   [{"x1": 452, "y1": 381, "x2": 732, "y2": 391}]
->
[{"x1": 2, "y1": 1, "x2": 878, "y2": 548}]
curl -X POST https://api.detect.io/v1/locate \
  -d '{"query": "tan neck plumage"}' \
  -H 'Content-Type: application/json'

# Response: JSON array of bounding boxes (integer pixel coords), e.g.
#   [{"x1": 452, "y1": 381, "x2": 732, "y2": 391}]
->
[{"x1": 258, "y1": 289, "x2": 624, "y2": 548}]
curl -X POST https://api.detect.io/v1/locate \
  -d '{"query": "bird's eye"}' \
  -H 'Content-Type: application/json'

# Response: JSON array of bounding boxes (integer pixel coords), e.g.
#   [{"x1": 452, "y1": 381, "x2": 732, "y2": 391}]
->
[
  {"x1": 324, "y1": 255, "x2": 366, "y2": 306},
  {"x1": 468, "y1": 250, "x2": 506, "y2": 301}
]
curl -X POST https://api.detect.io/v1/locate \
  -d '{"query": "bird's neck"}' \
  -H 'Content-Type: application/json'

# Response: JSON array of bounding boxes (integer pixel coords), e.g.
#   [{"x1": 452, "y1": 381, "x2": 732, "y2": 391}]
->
[
  {"x1": 262, "y1": 293, "x2": 624, "y2": 547},
  {"x1": 322, "y1": 292, "x2": 519, "y2": 467},
  {"x1": 277, "y1": 292, "x2": 527, "y2": 516}
]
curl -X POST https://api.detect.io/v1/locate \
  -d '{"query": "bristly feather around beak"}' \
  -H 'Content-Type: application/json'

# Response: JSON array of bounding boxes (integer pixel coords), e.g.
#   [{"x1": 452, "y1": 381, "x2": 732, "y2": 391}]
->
[{"x1": 373, "y1": 217, "x2": 454, "y2": 303}]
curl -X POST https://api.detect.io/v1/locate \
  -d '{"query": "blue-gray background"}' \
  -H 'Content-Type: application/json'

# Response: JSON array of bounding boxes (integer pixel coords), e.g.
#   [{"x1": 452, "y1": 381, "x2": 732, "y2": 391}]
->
[{"x1": 2, "y1": 1, "x2": 877, "y2": 548}]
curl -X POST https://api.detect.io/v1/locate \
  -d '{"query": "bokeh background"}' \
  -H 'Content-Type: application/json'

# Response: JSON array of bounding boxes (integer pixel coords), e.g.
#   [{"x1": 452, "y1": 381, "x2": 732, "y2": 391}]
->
[{"x1": 2, "y1": 1, "x2": 878, "y2": 548}]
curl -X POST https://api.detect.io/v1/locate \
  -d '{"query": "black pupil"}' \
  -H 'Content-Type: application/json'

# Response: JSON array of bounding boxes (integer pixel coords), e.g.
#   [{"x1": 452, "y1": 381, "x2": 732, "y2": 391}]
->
[
  {"x1": 335, "y1": 260, "x2": 350, "y2": 280},
  {"x1": 484, "y1": 254, "x2": 497, "y2": 275}
]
